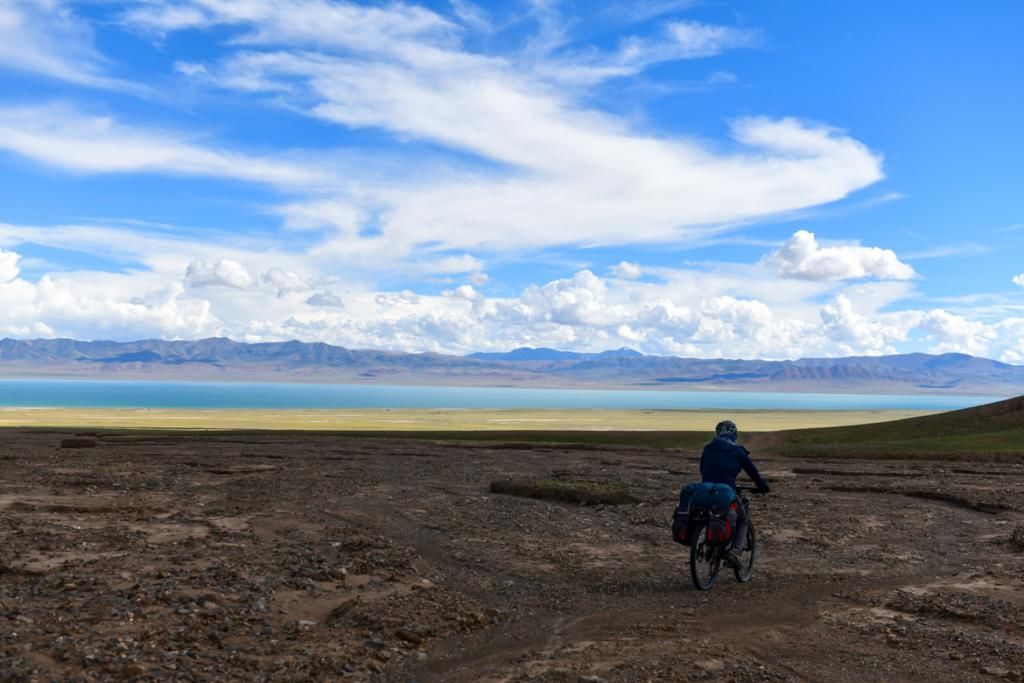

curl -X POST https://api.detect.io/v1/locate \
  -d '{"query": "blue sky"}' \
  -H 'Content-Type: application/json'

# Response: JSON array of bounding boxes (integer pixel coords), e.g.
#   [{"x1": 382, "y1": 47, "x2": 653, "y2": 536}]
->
[{"x1": 0, "y1": 0, "x2": 1022, "y2": 360}]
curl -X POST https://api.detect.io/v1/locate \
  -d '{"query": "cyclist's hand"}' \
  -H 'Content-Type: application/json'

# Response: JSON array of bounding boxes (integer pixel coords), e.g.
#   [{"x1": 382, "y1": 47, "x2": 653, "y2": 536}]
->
[{"x1": 755, "y1": 485, "x2": 771, "y2": 494}]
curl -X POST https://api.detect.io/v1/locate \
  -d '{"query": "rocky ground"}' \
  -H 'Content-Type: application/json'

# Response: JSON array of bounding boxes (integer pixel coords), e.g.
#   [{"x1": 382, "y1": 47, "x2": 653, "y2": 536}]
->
[{"x1": 1, "y1": 429, "x2": 1023, "y2": 682}]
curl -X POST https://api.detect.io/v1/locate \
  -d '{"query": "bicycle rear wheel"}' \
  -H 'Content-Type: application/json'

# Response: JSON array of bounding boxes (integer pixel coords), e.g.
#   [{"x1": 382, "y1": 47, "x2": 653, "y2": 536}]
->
[
  {"x1": 689, "y1": 523, "x2": 720, "y2": 590},
  {"x1": 733, "y1": 524, "x2": 756, "y2": 583}
]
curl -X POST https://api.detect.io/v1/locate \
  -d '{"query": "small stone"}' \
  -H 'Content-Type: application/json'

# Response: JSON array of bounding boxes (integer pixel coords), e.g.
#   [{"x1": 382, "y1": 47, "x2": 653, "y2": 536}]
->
[
  {"x1": 121, "y1": 664, "x2": 146, "y2": 678},
  {"x1": 695, "y1": 659, "x2": 725, "y2": 673},
  {"x1": 579, "y1": 676, "x2": 607, "y2": 683},
  {"x1": 297, "y1": 620, "x2": 316, "y2": 628},
  {"x1": 364, "y1": 639, "x2": 387, "y2": 651},
  {"x1": 982, "y1": 666, "x2": 1010, "y2": 678}
]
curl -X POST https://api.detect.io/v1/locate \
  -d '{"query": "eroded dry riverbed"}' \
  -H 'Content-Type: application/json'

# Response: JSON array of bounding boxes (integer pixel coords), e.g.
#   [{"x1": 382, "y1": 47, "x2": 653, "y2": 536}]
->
[{"x1": 1, "y1": 429, "x2": 1023, "y2": 681}]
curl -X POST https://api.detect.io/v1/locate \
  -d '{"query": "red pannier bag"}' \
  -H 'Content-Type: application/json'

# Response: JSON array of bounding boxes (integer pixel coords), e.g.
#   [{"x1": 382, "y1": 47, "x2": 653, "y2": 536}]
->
[{"x1": 706, "y1": 501, "x2": 739, "y2": 544}]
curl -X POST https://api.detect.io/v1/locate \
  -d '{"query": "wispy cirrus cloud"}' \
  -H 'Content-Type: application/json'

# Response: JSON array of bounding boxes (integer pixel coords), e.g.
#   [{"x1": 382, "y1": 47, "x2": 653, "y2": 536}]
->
[
  {"x1": 0, "y1": 0, "x2": 142, "y2": 91},
  {"x1": 0, "y1": 104, "x2": 333, "y2": 188}
]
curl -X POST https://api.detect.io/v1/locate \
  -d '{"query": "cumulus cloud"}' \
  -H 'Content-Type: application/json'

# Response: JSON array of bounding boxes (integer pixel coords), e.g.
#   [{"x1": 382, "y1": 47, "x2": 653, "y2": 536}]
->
[
  {"x1": 763, "y1": 230, "x2": 916, "y2": 281},
  {"x1": 3, "y1": 237, "x2": 1024, "y2": 361},
  {"x1": 1013, "y1": 273, "x2": 1024, "y2": 287},
  {"x1": 305, "y1": 291, "x2": 345, "y2": 308},
  {"x1": 0, "y1": 248, "x2": 19, "y2": 283},
  {"x1": 185, "y1": 258, "x2": 255, "y2": 289},
  {"x1": 0, "y1": 274, "x2": 222, "y2": 341},
  {"x1": 820, "y1": 295, "x2": 909, "y2": 355},
  {"x1": 443, "y1": 284, "x2": 481, "y2": 302},
  {"x1": 613, "y1": 261, "x2": 642, "y2": 279},
  {"x1": 261, "y1": 268, "x2": 309, "y2": 297},
  {"x1": 917, "y1": 309, "x2": 996, "y2": 356}
]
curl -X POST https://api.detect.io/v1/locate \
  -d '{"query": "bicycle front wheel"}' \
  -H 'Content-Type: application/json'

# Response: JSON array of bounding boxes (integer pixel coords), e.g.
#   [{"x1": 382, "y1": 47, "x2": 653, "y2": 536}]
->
[
  {"x1": 734, "y1": 524, "x2": 756, "y2": 583},
  {"x1": 689, "y1": 523, "x2": 720, "y2": 591}
]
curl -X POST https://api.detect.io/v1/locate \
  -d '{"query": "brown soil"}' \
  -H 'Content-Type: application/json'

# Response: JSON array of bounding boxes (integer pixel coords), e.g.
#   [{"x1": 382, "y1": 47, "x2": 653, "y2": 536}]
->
[{"x1": 1, "y1": 429, "x2": 1023, "y2": 682}]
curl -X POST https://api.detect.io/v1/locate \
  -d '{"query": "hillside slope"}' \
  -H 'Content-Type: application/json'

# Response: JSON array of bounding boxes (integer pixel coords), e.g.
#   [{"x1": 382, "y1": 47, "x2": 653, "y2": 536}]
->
[{"x1": 770, "y1": 394, "x2": 1024, "y2": 457}]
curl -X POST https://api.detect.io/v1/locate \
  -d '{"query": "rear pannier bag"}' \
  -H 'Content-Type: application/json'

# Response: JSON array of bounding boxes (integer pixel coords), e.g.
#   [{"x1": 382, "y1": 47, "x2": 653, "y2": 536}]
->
[
  {"x1": 706, "y1": 501, "x2": 739, "y2": 544},
  {"x1": 672, "y1": 508, "x2": 691, "y2": 545},
  {"x1": 672, "y1": 483, "x2": 738, "y2": 546}
]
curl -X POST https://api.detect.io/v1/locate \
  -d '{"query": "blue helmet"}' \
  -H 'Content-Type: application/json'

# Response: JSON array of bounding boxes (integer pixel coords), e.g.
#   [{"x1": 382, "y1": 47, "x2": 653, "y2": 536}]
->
[{"x1": 715, "y1": 419, "x2": 738, "y2": 440}]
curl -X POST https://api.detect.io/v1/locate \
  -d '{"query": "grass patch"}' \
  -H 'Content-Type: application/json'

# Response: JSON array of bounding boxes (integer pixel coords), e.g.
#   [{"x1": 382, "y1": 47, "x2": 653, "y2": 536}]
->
[{"x1": 489, "y1": 477, "x2": 639, "y2": 505}]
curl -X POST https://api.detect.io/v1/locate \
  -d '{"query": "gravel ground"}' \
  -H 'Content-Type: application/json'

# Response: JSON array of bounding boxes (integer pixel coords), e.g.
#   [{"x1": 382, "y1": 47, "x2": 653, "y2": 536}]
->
[{"x1": 1, "y1": 429, "x2": 1023, "y2": 682}]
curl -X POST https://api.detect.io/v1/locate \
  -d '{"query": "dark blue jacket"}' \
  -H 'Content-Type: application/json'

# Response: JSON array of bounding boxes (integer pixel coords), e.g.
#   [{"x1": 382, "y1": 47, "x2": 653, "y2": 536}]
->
[{"x1": 700, "y1": 436, "x2": 769, "y2": 492}]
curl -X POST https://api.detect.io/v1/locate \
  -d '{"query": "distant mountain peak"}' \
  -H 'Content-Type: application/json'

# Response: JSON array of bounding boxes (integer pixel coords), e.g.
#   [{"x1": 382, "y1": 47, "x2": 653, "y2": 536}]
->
[
  {"x1": 0, "y1": 337, "x2": 1021, "y2": 394},
  {"x1": 467, "y1": 346, "x2": 643, "y2": 362}
]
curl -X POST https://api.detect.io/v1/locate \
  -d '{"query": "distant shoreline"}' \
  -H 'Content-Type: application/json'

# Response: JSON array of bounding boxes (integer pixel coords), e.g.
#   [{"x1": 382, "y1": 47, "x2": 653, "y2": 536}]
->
[{"x1": 0, "y1": 407, "x2": 941, "y2": 431}]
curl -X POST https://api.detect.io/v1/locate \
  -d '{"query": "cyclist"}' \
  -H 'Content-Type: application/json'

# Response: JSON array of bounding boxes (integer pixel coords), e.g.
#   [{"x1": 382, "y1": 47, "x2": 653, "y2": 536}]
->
[{"x1": 700, "y1": 420, "x2": 770, "y2": 568}]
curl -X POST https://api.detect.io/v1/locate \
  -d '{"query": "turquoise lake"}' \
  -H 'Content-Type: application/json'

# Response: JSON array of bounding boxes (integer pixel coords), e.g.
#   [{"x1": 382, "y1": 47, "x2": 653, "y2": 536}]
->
[{"x1": 0, "y1": 379, "x2": 1004, "y2": 411}]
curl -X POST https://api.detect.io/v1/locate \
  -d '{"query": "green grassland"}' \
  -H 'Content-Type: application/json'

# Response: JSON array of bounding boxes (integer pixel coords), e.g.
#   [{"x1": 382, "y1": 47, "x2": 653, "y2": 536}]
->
[
  {"x1": 4, "y1": 398, "x2": 1024, "y2": 460},
  {"x1": 771, "y1": 395, "x2": 1024, "y2": 458}
]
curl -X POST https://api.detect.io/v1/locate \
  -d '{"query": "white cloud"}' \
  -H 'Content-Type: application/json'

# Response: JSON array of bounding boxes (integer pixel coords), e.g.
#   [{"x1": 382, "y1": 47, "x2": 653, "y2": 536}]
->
[
  {"x1": 108, "y1": 2, "x2": 884, "y2": 259},
  {"x1": 763, "y1": 230, "x2": 916, "y2": 281},
  {"x1": 3, "y1": 223, "x2": 1024, "y2": 362},
  {"x1": 0, "y1": 4, "x2": 886, "y2": 272},
  {"x1": 667, "y1": 20, "x2": 759, "y2": 58},
  {"x1": 443, "y1": 284, "x2": 480, "y2": 301},
  {"x1": 10, "y1": 2, "x2": 1011, "y2": 361},
  {"x1": 173, "y1": 61, "x2": 208, "y2": 77},
  {"x1": 917, "y1": 309, "x2": 995, "y2": 356},
  {"x1": 433, "y1": 254, "x2": 484, "y2": 274},
  {"x1": 0, "y1": 104, "x2": 330, "y2": 188},
  {"x1": 120, "y1": 0, "x2": 456, "y2": 49},
  {"x1": 0, "y1": 273, "x2": 222, "y2": 341},
  {"x1": 185, "y1": 258, "x2": 255, "y2": 289},
  {"x1": 262, "y1": 268, "x2": 310, "y2": 297},
  {"x1": 544, "y1": 20, "x2": 758, "y2": 84},
  {"x1": 0, "y1": 0, "x2": 139, "y2": 90},
  {"x1": 819, "y1": 295, "x2": 910, "y2": 355},
  {"x1": 306, "y1": 291, "x2": 345, "y2": 308},
  {"x1": 0, "y1": 248, "x2": 19, "y2": 283},
  {"x1": 613, "y1": 261, "x2": 642, "y2": 279},
  {"x1": 1013, "y1": 273, "x2": 1024, "y2": 288}
]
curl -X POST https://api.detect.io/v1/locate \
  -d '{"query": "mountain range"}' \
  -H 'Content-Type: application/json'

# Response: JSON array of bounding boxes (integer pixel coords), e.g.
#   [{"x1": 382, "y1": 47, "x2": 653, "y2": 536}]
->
[{"x1": 1, "y1": 337, "x2": 1022, "y2": 394}]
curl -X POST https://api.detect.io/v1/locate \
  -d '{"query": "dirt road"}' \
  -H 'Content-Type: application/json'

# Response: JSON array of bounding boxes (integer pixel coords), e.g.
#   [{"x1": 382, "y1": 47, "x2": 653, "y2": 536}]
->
[{"x1": 1, "y1": 429, "x2": 1022, "y2": 681}]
